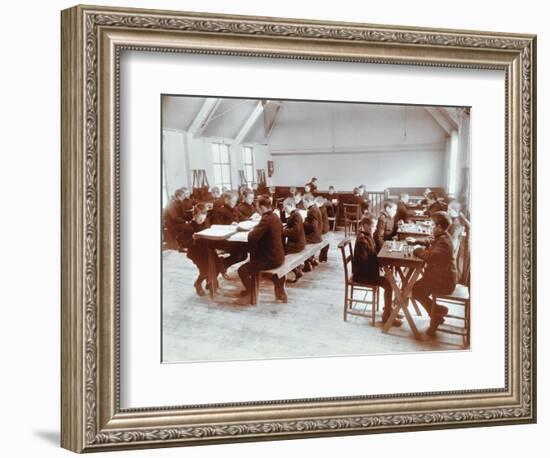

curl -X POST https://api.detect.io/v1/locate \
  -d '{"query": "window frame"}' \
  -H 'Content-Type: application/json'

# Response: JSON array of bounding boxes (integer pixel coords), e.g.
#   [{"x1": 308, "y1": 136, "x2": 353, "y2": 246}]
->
[
  {"x1": 211, "y1": 142, "x2": 232, "y2": 190},
  {"x1": 242, "y1": 145, "x2": 255, "y2": 186}
]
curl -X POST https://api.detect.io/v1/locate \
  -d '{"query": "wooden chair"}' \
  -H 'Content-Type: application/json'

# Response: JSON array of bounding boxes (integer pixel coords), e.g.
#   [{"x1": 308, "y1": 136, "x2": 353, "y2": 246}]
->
[
  {"x1": 337, "y1": 238, "x2": 379, "y2": 326},
  {"x1": 343, "y1": 203, "x2": 361, "y2": 237},
  {"x1": 327, "y1": 215, "x2": 337, "y2": 231},
  {"x1": 433, "y1": 237, "x2": 471, "y2": 347}
]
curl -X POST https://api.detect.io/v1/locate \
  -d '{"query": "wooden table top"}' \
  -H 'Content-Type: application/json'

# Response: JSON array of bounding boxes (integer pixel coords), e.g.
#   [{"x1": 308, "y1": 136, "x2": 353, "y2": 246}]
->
[
  {"x1": 195, "y1": 221, "x2": 260, "y2": 242},
  {"x1": 377, "y1": 241, "x2": 424, "y2": 268}
]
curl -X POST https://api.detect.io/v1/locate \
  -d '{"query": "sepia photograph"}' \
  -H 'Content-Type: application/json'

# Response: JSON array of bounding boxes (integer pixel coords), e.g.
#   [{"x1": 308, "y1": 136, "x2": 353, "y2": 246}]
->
[
  {"x1": 161, "y1": 95, "x2": 471, "y2": 363},
  {"x1": 58, "y1": 3, "x2": 536, "y2": 452}
]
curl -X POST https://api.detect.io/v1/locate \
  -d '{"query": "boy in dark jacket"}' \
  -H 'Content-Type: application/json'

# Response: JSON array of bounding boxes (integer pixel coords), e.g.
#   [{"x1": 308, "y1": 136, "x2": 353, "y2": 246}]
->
[
  {"x1": 282, "y1": 198, "x2": 306, "y2": 254},
  {"x1": 308, "y1": 177, "x2": 318, "y2": 194},
  {"x1": 237, "y1": 197, "x2": 286, "y2": 303},
  {"x1": 176, "y1": 204, "x2": 222, "y2": 296},
  {"x1": 349, "y1": 187, "x2": 369, "y2": 213},
  {"x1": 211, "y1": 191, "x2": 238, "y2": 225},
  {"x1": 374, "y1": 200, "x2": 398, "y2": 252},
  {"x1": 282, "y1": 197, "x2": 306, "y2": 281},
  {"x1": 424, "y1": 191, "x2": 447, "y2": 216},
  {"x1": 163, "y1": 188, "x2": 194, "y2": 250},
  {"x1": 209, "y1": 186, "x2": 224, "y2": 209},
  {"x1": 302, "y1": 193, "x2": 322, "y2": 271},
  {"x1": 293, "y1": 190, "x2": 305, "y2": 210},
  {"x1": 410, "y1": 211, "x2": 458, "y2": 336},
  {"x1": 236, "y1": 190, "x2": 258, "y2": 221},
  {"x1": 325, "y1": 186, "x2": 338, "y2": 218},
  {"x1": 303, "y1": 194, "x2": 322, "y2": 243},
  {"x1": 315, "y1": 196, "x2": 330, "y2": 262},
  {"x1": 395, "y1": 193, "x2": 413, "y2": 225},
  {"x1": 352, "y1": 214, "x2": 401, "y2": 327}
]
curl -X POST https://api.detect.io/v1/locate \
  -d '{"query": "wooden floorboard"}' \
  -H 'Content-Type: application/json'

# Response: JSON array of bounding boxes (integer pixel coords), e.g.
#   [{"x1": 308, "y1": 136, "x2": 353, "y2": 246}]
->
[{"x1": 162, "y1": 231, "x2": 466, "y2": 363}]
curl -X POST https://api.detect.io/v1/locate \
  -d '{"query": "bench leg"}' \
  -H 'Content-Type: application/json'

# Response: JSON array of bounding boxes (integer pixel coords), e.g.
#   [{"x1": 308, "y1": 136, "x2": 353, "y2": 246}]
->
[
  {"x1": 272, "y1": 274, "x2": 288, "y2": 303},
  {"x1": 250, "y1": 273, "x2": 259, "y2": 306},
  {"x1": 319, "y1": 244, "x2": 329, "y2": 263}
]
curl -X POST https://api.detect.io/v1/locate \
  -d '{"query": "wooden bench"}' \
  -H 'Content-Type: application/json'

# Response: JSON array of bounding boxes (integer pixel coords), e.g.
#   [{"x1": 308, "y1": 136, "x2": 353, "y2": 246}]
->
[{"x1": 249, "y1": 238, "x2": 330, "y2": 305}]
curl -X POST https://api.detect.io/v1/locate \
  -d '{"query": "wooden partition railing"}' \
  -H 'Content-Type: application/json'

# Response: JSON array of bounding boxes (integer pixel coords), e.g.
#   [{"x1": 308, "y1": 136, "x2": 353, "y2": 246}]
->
[{"x1": 366, "y1": 191, "x2": 385, "y2": 216}]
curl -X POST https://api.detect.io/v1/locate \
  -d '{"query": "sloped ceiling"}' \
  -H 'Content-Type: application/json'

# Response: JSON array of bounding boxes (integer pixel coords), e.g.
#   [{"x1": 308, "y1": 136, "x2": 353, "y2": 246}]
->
[{"x1": 162, "y1": 95, "x2": 464, "y2": 147}]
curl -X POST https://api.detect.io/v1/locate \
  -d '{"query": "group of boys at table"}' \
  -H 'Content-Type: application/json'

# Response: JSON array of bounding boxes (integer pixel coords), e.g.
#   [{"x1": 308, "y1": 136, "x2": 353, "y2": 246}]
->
[
  {"x1": 350, "y1": 191, "x2": 465, "y2": 338},
  {"x1": 163, "y1": 183, "x2": 332, "y2": 305},
  {"x1": 164, "y1": 181, "x2": 465, "y2": 337}
]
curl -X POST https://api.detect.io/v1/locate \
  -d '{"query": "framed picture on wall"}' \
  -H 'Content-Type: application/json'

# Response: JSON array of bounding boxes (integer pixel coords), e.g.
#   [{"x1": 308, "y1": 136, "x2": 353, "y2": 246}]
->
[{"x1": 61, "y1": 4, "x2": 537, "y2": 453}]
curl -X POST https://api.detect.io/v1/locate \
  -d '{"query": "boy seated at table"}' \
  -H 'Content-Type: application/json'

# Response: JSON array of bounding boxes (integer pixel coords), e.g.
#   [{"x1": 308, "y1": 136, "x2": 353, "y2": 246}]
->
[
  {"x1": 236, "y1": 197, "x2": 286, "y2": 304},
  {"x1": 282, "y1": 197, "x2": 306, "y2": 281},
  {"x1": 314, "y1": 195, "x2": 330, "y2": 262},
  {"x1": 163, "y1": 188, "x2": 193, "y2": 250},
  {"x1": 374, "y1": 200, "x2": 397, "y2": 252},
  {"x1": 409, "y1": 211, "x2": 458, "y2": 337},
  {"x1": 176, "y1": 204, "x2": 223, "y2": 297},
  {"x1": 211, "y1": 190, "x2": 239, "y2": 225},
  {"x1": 308, "y1": 177, "x2": 319, "y2": 194},
  {"x1": 424, "y1": 191, "x2": 447, "y2": 216},
  {"x1": 420, "y1": 187, "x2": 433, "y2": 207},
  {"x1": 349, "y1": 187, "x2": 369, "y2": 213},
  {"x1": 209, "y1": 186, "x2": 224, "y2": 209},
  {"x1": 395, "y1": 193, "x2": 413, "y2": 225},
  {"x1": 302, "y1": 193, "x2": 322, "y2": 271},
  {"x1": 236, "y1": 190, "x2": 258, "y2": 221},
  {"x1": 325, "y1": 186, "x2": 338, "y2": 218},
  {"x1": 352, "y1": 214, "x2": 402, "y2": 327},
  {"x1": 293, "y1": 190, "x2": 305, "y2": 210}
]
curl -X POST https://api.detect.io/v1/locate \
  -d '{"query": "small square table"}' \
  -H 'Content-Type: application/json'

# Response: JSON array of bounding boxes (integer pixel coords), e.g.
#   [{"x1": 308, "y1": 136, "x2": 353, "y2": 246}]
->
[{"x1": 377, "y1": 241, "x2": 425, "y2": 338}]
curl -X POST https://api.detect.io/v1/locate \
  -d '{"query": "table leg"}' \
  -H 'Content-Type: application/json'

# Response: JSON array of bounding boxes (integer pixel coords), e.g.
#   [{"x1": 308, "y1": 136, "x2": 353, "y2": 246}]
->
[
  {"x1": 206, "y1": 241, "x2": 217, "y2": 299},
  {"x1": 382, "y1": 266, "x2": 422, "y2": 339}
]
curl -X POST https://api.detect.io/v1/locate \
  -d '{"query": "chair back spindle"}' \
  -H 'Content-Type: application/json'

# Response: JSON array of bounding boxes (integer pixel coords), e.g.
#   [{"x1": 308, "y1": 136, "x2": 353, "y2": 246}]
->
[{"x1": 338, "y1": 238, "x2": 353, "y2": 285}]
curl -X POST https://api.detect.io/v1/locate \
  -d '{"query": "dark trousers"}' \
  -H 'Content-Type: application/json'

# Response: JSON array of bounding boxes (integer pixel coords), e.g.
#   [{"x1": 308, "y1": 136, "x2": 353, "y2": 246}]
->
[
  {"x1": 356, "y1": 275, "x2": 393, "y2": 314},
  {"x1": 372, "y1": 276, "x2": 393, "y2": 314},
  {"x1": 412, "y1": 279, "x2": 453, "y2": 320},
  {"x1": 221, "y1": 244, "x2": 247, "y2": 270},
  {"x1": 189, "y1": 253, "x2": 222, "y2": 280},
  {"x1": 238, "y1": 259, "x2": 280, "y2": 292}
]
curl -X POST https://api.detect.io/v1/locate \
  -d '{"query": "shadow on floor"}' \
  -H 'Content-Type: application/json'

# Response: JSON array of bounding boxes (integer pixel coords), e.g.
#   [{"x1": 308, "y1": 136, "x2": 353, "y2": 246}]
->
[{"x1": 34, "y1": 430, "x2": 60, "y2": 446}]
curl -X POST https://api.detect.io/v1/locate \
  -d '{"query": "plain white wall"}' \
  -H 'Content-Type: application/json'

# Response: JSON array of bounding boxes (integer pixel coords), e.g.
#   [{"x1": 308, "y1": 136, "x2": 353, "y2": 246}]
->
[
  {"x1": 0, "y1": 1, "x2": 545, "y2": 458},
  {"x1": 271, "y1": 148, "x2": 446, "y2": 190},
  {"x1": 268, "y1": 105, "x2": 449, "y2": 189},
  {"x1": 268, "y1": 104, "x2": 447, "y2": 150}
]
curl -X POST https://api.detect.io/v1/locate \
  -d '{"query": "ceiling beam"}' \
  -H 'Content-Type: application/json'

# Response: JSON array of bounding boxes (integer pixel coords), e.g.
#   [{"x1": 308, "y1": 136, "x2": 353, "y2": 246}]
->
[
  {"x1": 424, "y1": 107, "x2": 454, "y2": 135},
  {"x1": 264, "y1": 101, "x2": 282, "y2": 140},
  {"x1": 234, "y1": 100, "x2": 264, "y2": 144},
  {"x1": 438, "y1": 107, "x2": 460, "y2": 130},
  {"x1": 187, "y1": 98, "x2": 221, "y2": 137}
]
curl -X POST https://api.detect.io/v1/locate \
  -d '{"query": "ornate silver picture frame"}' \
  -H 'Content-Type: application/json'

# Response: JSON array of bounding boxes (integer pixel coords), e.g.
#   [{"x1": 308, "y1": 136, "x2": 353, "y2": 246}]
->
[{"x1": 61, "y1": 4, "x2": 536, "y2": 453}]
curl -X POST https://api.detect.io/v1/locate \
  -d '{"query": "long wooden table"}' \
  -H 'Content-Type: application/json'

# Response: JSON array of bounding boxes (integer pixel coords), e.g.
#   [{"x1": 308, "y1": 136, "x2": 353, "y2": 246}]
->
[
  {"x1": 194, "y1": 223, "x2": 256, "y2": 300},
  {"x1": 377, "y1": 241, "x2": 425, "y2": 339}
]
